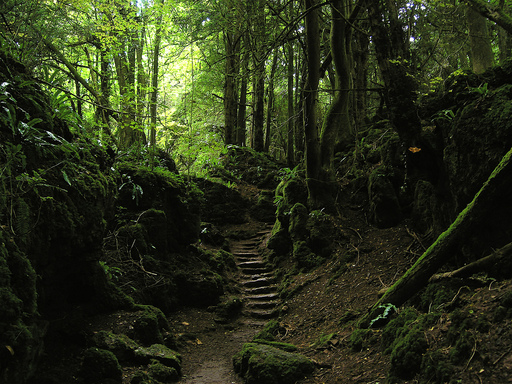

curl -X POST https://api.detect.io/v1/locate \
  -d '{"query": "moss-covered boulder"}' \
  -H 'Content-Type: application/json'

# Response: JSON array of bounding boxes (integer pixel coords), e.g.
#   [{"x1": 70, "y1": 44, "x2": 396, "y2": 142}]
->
[
  {"x1": 249, "y1": 189, "x2": 276, "y2": 223},
  {"x1": 81, "y1": 347, "x2": 122, "y2": 384},
  {"x1": 134, "y1": 344, "x2": 181, "y2": 373},
  {"x1": 368, "y1": 166, "x2": 402, "y2": 228},
  {"x1": 233, "y1": 343, "x2": 315, "y2": 384},
  {"x1": 148, "y1": 360, "x2": 179, "y2": 382}
]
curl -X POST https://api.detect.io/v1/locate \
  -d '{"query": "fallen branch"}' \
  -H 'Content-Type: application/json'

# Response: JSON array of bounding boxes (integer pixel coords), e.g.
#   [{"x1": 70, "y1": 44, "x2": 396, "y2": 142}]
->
[{"x1": 430, "y1": 242, "x2": 512, "y2": 282}]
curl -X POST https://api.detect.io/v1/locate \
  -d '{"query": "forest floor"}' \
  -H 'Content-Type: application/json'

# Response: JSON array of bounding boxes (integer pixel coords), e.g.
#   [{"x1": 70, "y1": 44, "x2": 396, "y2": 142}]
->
[
  {"x1": 168, "y1": 181, "x2": 512, "y2": 384},
  {"x1": 30, "y1": 179, "x2": 512, "y2": 384},
  {"x1": 168, "y1": 195, "x2": 414, "y2": 384}
]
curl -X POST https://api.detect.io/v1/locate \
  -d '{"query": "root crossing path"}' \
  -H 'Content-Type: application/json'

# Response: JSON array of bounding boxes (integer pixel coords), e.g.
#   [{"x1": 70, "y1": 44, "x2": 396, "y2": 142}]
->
[{"x1": 175, "y1": 225, "x2": 280, "y2": 384}]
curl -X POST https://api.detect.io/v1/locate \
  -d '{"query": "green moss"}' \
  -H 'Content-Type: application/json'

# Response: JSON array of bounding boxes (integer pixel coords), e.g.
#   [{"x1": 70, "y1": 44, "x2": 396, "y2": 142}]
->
[
  {"x1": 215, "y1": 296, "x2": 243, "y2": 320},
  {"x1": 253, "y1": 320, "x2": 282, "y2": 341},
  {"x1": 292, "y1": 241, "x2": 323, "y2": 271},
  {"x1": 449, "y1": 330, "x2": 474, "y2": 365},
  {"x1": 420, "y1": 349, "x2": 454, "y2": 384},
  {"x1": 252, "y1": 339, "x2": 298, "y2": 352},
  {"x1": 81, "y1": 347, "x2": 122, "y2": 383},
  {"x1": 419, "y1": 282, "x2": 456, "y2": 312},
  {"x1": 132, "y1": 305, "x2": 169, "y2": 345},
  {"x1": 389, "y1": 328, "x2": 428, "y2": 380},
  {"x1": 381, "y1": 307, "x2": 418, "y2": 353},
  {"x1": 148, "y1": 359, "x2": 179, "y2": 382},
  {"x1": 288, "y1": 203, "x2": 308, "y2": 241},
  {"x1": 233, "y1": 343, "x2": 315, "y2": 384},
  {"x1": 349, "y1": 329, "x2": 376, "y2": 352}
]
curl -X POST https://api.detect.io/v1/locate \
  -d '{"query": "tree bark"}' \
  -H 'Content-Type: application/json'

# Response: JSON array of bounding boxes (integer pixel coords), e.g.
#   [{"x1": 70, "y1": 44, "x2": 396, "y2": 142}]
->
[
  {"x1": 287, "y1": 30, "x2": 295, "y2": 166},
  {"x1": 466, "y1": 5, "x2": 494, "y2": 74},
  {"x1": 368, "y1": 0, "x2": 421, "y2": 148},
  {"x1": 265, "y1": 50, "x2": 279, "y2": 152},
  {"x1": 358, "y1": 145, "x2": 512, "y2": 328},
  {"x1": 150, "y1": 0, "x2": 164, "y2": 147},
  {"x1": 223, "y1": 30, "x2": 240, "y2": 145},
  {"x1": 304, "y1": 0, "x2": 322, "y2": 208},
  {"x1": 463, "y1": 0, "x2": 512, "y2": 34},
  {"x1": 251, "y1": 0, "x2": 266, "y2": 152}
]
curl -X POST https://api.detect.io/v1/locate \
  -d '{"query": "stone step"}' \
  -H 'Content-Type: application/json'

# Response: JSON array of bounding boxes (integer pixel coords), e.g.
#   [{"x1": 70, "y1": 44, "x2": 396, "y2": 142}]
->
[
  {"x1": 237, "y1": 260, "x2": 267, "y2": 269},
  {"x1": 244, "y1": 285, "x2": 278, "y2": 295},
  {"x1": 241, "y1": 277, "x2": 275, "y2": 289},
  {"x1": 240, "y1": 272, "x2": 274, "y2": 280},
  {"x1": 243, "y1": 308, "x2": 279, "y2": 319},
  {"x1": 240, "y1": 267, "x2": 271, "y2": 275},
  {"x1": 245, "y1": 292, "x2": 279, "y2": 301},
  {"x1": 235, "y1": 255, "x2": 261, "y2": 262},
  {"x1": 246, "y1": 300, "x2": 280, "y2": 309}
]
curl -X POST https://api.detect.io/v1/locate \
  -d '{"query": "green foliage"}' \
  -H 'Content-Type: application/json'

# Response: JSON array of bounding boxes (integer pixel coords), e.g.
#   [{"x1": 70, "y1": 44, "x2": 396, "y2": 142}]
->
[
  {"x1": 432, "y1": 108, "x2": 455, "y2": 122},
  {"x1": 119, "y1": 174, "x2": 144, "y2": 206},
  {"x1": 469, "y1": 82, "x2": 489, "y2": 97},
  {"x1": 369, "y1": 303, "x2": 397, "y2": 328}
]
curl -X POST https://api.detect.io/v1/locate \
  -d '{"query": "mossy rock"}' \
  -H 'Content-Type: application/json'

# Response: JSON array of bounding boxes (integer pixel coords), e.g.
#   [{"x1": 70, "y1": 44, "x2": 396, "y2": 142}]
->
[
  {"x1": 349, "y1": 329, "x2": 377, "y2": 352},
  {"x1": 215, "y1": 296, "x2": 243, "y2": 321},
  {"x1": 233, "y1": 343, "x2": 315, "y2": 384},
  {"x1": 288, "y1": 203, "x2": 309, "y2": 242},
  {"x1": 251, "y1": 339, "x2": 298, "y2": 352},
  {"x1": 92, "y1": 331, "x2": 140, "y2": 362},
  {"x1": 134, "y1": 344, "x2": 181, "y2": 373},
  {"x1": 420, "y1": 349, "x2": 454, "y2": 384},
  {"x1": 389, "y1": 328, "x2": 428, "y2": 380},
  {"x1": 148, "y1": 360, "x2": 179, "y2": 383},
  {"x1": 131, "y1": 305, "x2": 169, "y2": 346},
  {"x1": 249, "y1": 190, "x2": 276, "y2": 222},
  {"x1": 252, "y1": 320, "x2": 283, "y2": 341},
  {"x1": 81, "y1": 347, "x2": 122, "y2": 384},
  {"x1": 267, "y1": 220, "x2": 291, "y2": 255},
  {"x1": 368, "y1": 166, "x2": 402, "y2": 228},
  {"x1": 293, "y1": 241, "x2": 323, "y2": 271}
]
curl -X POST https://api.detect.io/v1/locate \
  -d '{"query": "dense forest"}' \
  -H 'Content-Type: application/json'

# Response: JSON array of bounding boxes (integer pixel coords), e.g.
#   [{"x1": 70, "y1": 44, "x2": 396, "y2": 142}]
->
[{"x1": 2, "y1": 0, "x2": 512, "y2": 383}]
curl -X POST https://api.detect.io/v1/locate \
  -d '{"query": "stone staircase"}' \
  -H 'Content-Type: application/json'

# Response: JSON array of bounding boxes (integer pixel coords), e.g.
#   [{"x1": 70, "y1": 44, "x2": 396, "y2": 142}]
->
[{"x1": 230, "y1": 229, "x2": 281, "y2": 320}]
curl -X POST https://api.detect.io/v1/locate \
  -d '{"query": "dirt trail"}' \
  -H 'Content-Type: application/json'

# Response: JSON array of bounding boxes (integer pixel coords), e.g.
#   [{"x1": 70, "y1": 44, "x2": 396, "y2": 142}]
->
[{"x1": 173, "y1": 225, "x2": 277, "y2": 384}]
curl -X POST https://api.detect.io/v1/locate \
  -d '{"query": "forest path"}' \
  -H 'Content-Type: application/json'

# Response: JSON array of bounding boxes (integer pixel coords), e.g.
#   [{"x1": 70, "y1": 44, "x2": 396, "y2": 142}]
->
[{"x1": 173, "y1": 224, "x2": 277, "y2": 384}]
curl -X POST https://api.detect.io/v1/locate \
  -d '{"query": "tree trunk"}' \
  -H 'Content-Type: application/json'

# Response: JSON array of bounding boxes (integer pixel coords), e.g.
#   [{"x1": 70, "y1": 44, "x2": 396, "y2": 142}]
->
[
  {"x1": 287, "y1": 29, "x2": 295, "y2": 166},
  {"x1": 368, "y1": 0, "x2": 421, "y2": 148},
  {"x1": 236, "y1": 34, "x2": 249, "y2": 147},
  {"x1": 358, "y1": 145, "x2": 512, "y2": 328},
  {"x1": 463, "y1": 0, "x2": 512, "y2": 34},
  {"x1": 320, "y1": 0, "x2": 353, "y2": 171},
  {"x1": 304, "y1": 0, "x2": 322, "y2": 208},
  {"x1": 466, "y1": 5, "x2": 494, "y2": 74},
  {"x1": 223, "y1": 30, "x2": 240, "y2": 145},
  {"x1": 251, "y1": 0, "x2": 266, "y2": 152},
  {"x1": 265, "y1": 50, "x2": 279, "y2": 153},
  {"x1": 150, "y1": 0, "x2": 164, "y2": 147}
]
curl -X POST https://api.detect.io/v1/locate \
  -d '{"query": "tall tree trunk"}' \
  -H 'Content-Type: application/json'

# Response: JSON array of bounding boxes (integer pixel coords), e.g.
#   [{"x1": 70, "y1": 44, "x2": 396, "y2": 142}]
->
[
  {"x1": 368, "y1": 0, "x2": 421, "y2": 148},
  {"x1": 463, "y1": 0, "x2": 512, "y2": 34},
  {"x1": 223, "y1": 30, "x2": 240, "y2": 145},
  {"x1": 358, "y1": 145, "x2": 512, "y2": 328},
  {"x1": 287, "y1": 31, "x2": 295, "y2": 166},
  {"x1": 136, "y1": 23, "x2": 146, "y2": 132},
  {"x1": 466, "y1": 5, "x2": 494, "y2": 74},
  {"x1": 251, "y1": 0, "x2": 266, "y2": 152},
  {"x1": 304, "y1": 0, "x2": 323, "y2": 208},
  {"x1": 265, "y1": 49, "x2": 279, "y2": 152},
  {"x1": 320, "y1": 0, "x2": 353, "y2": 171},
  {"x1": 150, "y1": 0, "x2": 164, "y2": 147},
  {"x1": 353, "y1": 26, "x2": 369, "y2": 136}
]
